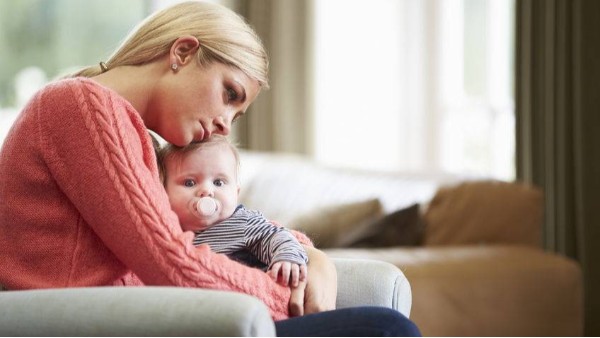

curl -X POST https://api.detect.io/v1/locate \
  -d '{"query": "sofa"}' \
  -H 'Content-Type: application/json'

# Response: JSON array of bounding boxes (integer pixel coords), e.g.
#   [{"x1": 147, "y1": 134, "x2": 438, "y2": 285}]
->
[
  {"x1": 238, "y1": 150, "x2": 584, "y2": 336},
  {"x1": 0, "y1": 258, "x2": 411, "y2": 336}
]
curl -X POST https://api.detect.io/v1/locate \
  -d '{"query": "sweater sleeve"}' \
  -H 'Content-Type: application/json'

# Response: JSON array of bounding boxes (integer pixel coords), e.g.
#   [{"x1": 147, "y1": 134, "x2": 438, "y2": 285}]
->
[{"x1": 37, "y1": 79, "x2": 290, "y2": 320}]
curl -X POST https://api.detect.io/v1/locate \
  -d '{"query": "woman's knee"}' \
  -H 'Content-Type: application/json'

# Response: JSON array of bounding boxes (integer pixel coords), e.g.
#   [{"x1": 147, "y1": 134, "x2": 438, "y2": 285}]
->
[
  {"x1": 371, "y1": 307, "x2": 421, "y2": 337},
  {"x1": 275, "y1": 306, "x2": 421, "y2": 337}
]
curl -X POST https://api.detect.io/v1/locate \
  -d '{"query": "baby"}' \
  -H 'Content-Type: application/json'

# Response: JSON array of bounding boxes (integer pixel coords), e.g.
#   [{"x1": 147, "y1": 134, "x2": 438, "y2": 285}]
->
[{"x1": 157, "y1": 135, "x2": 307, "y2": 286}]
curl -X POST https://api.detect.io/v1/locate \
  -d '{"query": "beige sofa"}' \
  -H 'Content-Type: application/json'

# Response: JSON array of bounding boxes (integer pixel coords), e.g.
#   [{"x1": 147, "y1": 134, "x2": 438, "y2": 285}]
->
[{"x1": 239, "y1": 150, "x2": 584, "y2": 336}]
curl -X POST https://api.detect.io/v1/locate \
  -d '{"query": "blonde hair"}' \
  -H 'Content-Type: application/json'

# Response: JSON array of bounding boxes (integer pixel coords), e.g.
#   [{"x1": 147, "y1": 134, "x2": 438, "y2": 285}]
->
[
  {"x1": 71, "y1": 1, "x2": 269, "y2": 88},
  {"x1": 157, "y1": 135, "x2": 240, "y2": 187}
]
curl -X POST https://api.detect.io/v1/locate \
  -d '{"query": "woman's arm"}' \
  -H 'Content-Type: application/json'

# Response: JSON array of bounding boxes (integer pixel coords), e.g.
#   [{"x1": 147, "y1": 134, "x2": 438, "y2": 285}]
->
[
  {"x1": 40, "y1": 79, "x2": 291, "y2": 319},
  {"x1": 289, "y1": 245, "x2": 337, "y2": 316}
]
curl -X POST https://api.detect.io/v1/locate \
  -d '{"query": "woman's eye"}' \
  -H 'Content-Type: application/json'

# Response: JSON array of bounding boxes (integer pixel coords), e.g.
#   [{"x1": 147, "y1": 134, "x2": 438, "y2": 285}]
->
[
  {"x1": 213, "y1": 179, "x2": 225, "y2": 187},
  {"x1": 227, "y1": 88, "x2": 238, "y2": 101},
  {"x1": 183, "y1": 179, "x2": 196, "y2": 187}
]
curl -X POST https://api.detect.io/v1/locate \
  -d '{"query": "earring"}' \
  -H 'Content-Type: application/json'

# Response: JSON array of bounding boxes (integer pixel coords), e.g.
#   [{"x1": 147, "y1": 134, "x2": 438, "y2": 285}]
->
[
  {"x1": 99, "y1": 61, "x2": 109, "y2": 73},
  {"x1": 171, "y1": 63, "x2": 178, "y2": 71}
]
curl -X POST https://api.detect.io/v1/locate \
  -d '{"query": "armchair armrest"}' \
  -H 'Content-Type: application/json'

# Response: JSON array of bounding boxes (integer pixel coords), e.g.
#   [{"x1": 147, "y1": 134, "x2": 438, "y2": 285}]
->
[
  {"x1": 0, "y1": 259, "x2": 412, "y2": 336},
  {"x1": 0, "y1": 287, "x2": 276, "y2": 337},
  {"x1": 332, "y1": 258, "x2": 412, "y2": 317}
]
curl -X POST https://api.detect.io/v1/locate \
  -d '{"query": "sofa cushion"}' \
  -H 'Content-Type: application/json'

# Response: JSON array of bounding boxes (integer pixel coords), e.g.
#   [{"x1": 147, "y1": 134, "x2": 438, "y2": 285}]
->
[
  {"x1": 325, "y1": 245, "x2": 583, "y2": 336},
  {"x1": 289, "y1": 199, "x2": 384, "y2": 248},
  {"x1": 350, "y1": 203, "x2": 425, "y2": 247},
  {"x1": 422, "y1": 180, "x2": 542, "y2": 247}
]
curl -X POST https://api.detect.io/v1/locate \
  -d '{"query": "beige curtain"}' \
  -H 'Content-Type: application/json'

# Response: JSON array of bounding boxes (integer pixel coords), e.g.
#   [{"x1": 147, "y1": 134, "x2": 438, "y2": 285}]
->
[
  {"x1": 233, "y1": 0, "x2": 314, "y2": 155},
  {"x1": 516, "y1": 0, "x2": 600, "y2": 335}
]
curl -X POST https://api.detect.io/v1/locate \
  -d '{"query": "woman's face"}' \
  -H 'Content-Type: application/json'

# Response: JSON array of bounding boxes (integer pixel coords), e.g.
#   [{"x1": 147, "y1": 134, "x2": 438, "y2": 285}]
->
[{"x1": 147, "y1": 62, "x2": 260, "y2": 147}]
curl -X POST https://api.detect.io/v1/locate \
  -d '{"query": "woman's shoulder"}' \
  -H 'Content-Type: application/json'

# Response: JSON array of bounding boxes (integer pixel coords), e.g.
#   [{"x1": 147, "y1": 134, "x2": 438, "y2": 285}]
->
[
  {"x1": 41, "y1": 77, "x2": 111, "y2": 100},
  {"x1": 38, "y1": 77, "x2": 134, "y2": 117}
]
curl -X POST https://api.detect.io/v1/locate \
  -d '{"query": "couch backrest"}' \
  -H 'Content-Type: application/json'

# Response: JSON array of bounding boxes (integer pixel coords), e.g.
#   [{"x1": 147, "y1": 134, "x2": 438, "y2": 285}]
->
[
  {"x1": 238, "y1": 151, "x2": 457, "y2": 225},
  {"x1": 239, "y1": 151, "x2": 543, "y2": 247}
]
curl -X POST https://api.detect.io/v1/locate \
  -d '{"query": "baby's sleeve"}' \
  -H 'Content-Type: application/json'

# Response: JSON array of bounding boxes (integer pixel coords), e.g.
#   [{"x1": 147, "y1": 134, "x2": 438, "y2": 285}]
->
[{"x1": 244, "y1": 212, "x2": 309, "y2": 268}]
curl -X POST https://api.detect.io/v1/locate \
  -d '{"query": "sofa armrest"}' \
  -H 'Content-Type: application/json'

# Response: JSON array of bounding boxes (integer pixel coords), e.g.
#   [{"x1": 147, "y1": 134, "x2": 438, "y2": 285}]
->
[
  {"x1": 332, "y1": 258, "x2": 412, "y2": 317},
  {"x1": 0, "y1": 287, "x2": 276, "y2": 337}
]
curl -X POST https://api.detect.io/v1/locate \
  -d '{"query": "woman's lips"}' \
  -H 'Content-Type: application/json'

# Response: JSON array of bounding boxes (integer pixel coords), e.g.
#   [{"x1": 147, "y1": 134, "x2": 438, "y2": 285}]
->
[{"x1": 197, "y1": 122, "x2": 211, "y2": 142}]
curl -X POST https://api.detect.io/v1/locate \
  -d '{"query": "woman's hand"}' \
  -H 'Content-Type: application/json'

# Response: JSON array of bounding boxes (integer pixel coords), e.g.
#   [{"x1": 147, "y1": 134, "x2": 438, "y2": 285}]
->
[{"x1": 288, "y1": 246, "x2": 337, "y2": 316}]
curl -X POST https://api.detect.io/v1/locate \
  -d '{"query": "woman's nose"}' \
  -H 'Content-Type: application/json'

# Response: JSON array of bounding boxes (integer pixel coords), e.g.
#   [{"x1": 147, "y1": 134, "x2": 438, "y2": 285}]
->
[{"x1": 213, "y1": 116, "x2": 231, "y2": 136}]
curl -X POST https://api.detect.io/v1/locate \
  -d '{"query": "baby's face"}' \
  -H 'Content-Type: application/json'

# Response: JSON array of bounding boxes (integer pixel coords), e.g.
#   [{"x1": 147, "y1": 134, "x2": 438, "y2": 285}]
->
[{"x1": 164, "y1": 143, "x2": 239, "y2": 232}]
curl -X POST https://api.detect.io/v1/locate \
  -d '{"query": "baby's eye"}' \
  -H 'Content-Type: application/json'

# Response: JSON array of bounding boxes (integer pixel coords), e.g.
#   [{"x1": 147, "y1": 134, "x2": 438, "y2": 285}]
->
[
  {"x1": 213, "y1": 179, "x2": 225, "y2": 187},
  {"x1": 183, "y1": 179, "x2": 196, "y2": 187}
]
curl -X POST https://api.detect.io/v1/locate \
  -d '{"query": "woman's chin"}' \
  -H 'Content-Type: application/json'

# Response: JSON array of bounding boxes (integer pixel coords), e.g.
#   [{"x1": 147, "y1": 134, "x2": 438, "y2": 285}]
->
[
  {"x1": 172, "y1": 137, "x2": 191, "y2": 147},
  {"x1": 162, "y1": 132, "x2": 193, "y2": 147}
]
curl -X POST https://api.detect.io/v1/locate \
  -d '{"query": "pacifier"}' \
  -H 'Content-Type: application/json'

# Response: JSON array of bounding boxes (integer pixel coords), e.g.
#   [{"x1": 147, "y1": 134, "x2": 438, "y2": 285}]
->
[{"x1": 196, "y1": 197, "x2": 217, "y2": 217}]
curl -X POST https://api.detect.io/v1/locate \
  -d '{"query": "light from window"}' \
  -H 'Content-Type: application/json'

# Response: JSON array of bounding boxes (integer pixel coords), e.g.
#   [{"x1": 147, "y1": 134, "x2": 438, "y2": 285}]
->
[{"x1": 313, "y1": 0, "x2": 515, "y2": 180}]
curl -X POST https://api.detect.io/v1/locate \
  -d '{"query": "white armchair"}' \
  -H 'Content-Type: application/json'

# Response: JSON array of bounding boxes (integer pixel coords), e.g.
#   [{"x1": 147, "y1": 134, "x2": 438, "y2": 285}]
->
[{"x1": 0, "y1": 258, "x2": 411, "y2": 336}]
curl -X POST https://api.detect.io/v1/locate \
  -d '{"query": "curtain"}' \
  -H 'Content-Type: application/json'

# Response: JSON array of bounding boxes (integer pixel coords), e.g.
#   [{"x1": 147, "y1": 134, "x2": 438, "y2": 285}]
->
[
  {"x1": 516, "y1": 0, "x2": 600, "y2": 335},
  {"x1": 233, "y1": 0, "x2": 314, "y2": 154}
]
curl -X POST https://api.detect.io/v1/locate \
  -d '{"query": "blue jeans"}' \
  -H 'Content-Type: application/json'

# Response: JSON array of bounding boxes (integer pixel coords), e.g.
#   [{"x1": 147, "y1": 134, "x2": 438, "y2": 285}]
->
[{"x1": 275, "y1": 306, "x2": 421, "y2": 337}]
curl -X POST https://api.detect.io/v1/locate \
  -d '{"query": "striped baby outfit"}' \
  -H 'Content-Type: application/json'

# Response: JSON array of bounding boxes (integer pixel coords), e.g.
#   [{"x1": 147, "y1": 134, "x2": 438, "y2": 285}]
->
[{"x1": 193, "y1": 205, "x2": 308, "y2": 269}]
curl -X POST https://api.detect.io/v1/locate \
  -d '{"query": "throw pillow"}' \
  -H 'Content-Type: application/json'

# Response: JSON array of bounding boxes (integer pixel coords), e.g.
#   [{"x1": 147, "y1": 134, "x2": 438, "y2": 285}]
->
[
  {"x1": 350, "y1": 203, "x2": 425, "y2": 248},
  {"x1": 423, "y1": 180, "x2": 543, "y2": 247},
  {"x1": 289, "y1": 199, "x2": 384, "y2": 248}
]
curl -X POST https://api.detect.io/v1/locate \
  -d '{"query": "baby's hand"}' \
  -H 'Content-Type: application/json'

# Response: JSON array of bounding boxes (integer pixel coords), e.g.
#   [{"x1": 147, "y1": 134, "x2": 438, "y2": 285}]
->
[{"x1": 268, "y1": 261, "x2": 308, "y2": 287}]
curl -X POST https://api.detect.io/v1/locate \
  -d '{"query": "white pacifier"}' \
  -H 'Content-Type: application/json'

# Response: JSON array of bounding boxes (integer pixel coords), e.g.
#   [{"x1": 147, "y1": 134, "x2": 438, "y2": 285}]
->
[{"x1": 196, "y1": 197, "x2": 217, "y2": 217}]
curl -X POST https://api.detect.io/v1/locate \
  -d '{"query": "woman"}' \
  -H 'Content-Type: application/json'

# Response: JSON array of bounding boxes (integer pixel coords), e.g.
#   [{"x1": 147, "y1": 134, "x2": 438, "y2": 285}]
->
[{"x1": 0, "y1": 1, "x2": 420, "y2": 336}]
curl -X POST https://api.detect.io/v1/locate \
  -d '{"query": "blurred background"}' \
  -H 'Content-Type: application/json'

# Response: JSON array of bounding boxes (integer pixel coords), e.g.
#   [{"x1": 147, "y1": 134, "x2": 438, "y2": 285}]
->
[
  {"x1": 1, "y1": 0, "x2": 599, "y2": 335},
  {"x1": 0, "y1": 0, "x2": 515, "y2": 180}
]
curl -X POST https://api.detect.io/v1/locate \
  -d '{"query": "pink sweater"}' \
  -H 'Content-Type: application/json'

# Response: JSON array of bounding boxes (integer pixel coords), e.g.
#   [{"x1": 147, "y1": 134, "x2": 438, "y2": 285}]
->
[{"x1": 0, "y1": 77, "x2": 308, "y2": 320}]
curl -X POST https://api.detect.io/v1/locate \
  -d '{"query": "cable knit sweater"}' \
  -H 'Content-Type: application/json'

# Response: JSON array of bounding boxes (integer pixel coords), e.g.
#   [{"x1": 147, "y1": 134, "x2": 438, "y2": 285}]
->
[{"x1": 0, "y1": 77, "x2": 310, "y2": 320}]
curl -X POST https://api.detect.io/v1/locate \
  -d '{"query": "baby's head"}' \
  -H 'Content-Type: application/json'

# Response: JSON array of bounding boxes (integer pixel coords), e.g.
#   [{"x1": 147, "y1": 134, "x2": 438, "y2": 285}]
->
[
  {"x1": 157, "y1": 135, "x2": 241, "y2": 232},
  {"x1": 157, "y1": 135, "x2": 240, "y2": 185}
]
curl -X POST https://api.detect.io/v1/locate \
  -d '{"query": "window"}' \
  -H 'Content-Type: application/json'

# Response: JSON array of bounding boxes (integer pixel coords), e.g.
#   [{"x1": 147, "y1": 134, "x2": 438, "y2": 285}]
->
[
  {"x1": 313, "y1": 0, "x2": 515, "y2": 180},
  {"x1": 0, "y1": 0, "x2": 148, "y2": 143}
]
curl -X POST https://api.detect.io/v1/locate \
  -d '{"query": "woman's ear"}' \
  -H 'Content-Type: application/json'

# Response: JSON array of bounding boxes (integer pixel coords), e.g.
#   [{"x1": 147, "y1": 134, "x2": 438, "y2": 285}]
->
[{"x1": 170, "y1": 35, "x2": 200, "y2": 68}]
